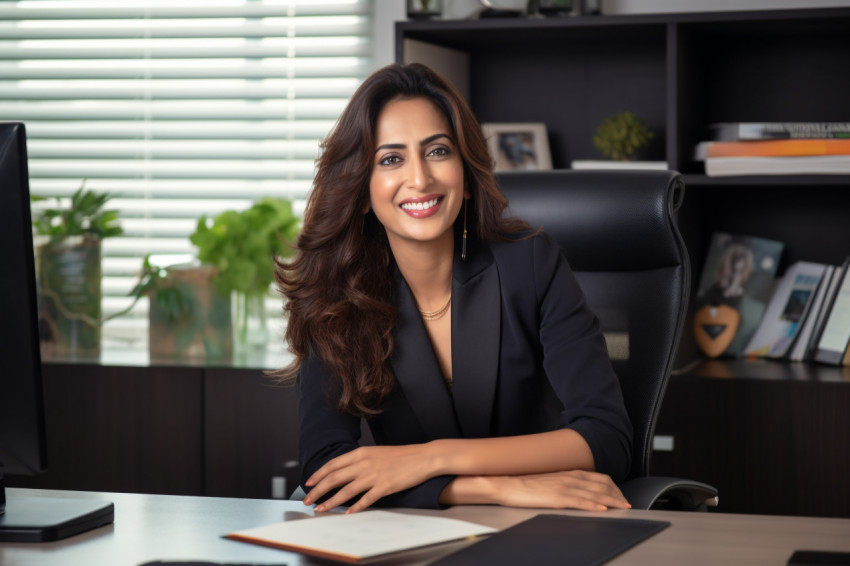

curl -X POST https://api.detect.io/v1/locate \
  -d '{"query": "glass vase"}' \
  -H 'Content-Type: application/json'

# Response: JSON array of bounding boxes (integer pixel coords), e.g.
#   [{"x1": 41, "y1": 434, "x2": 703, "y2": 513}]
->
[
  {"x1": 35, "y1": 236, "x2": 102, "y2": 357},
  {"x1": 232, "y1": 291, "x2": 269, "y2": 352}
]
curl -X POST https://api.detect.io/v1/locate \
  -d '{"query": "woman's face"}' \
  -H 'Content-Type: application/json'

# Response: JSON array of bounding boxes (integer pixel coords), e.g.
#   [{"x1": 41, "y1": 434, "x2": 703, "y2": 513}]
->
[{"x1": 368, "y1": 96, "x2": 467, "y2": 253}]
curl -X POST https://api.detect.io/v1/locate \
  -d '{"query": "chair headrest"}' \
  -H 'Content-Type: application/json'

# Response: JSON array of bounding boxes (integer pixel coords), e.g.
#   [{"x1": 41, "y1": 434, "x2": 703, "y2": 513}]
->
[{"x1": 498, "y1": 170, "x2": 685, "y2": 272}]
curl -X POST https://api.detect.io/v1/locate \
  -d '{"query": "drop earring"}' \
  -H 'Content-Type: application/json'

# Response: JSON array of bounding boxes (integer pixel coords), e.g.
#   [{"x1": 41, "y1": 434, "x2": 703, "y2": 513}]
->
[{"x1": 461, "y1": 199, "x2": 468, "y2": 261}]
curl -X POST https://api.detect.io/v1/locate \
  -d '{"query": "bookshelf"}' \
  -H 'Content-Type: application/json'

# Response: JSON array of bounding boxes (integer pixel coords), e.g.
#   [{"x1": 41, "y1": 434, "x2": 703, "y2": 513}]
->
[
  {"x1": 397, "y1": 8, "x2": 850, "y2": 518},
  {"x1": 396, "y1": 6, "x2": 850, "y2": 364}
]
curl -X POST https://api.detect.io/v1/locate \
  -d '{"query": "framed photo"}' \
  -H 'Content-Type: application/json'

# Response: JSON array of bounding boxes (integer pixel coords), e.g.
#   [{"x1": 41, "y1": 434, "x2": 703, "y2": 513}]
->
[{"x1": 481, "y1": 122, "x2": 552, "y2": 172}]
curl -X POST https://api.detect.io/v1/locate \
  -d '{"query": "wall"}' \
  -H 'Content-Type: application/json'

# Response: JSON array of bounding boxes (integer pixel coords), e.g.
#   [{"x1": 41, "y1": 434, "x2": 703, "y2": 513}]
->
[{"x1": 371, "y1": 0, "x2": 406, "y2": 70}]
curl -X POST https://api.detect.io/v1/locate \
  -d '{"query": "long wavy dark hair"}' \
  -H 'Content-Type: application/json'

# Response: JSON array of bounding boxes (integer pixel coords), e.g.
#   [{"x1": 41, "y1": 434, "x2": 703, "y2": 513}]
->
[{"x1": 275, "y1": 63, "x2": 529, "y2": 416}]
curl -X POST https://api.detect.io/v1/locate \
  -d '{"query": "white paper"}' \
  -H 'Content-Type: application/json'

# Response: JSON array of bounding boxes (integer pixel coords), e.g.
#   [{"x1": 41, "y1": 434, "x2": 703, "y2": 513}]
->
[{"x1": 229, "y1": 510, "x2": 496, "y2": 561}]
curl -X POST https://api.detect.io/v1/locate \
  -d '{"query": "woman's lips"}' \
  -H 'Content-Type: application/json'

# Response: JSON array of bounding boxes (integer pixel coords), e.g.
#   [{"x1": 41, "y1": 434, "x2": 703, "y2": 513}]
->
[{"x1": 400, "y1": 195, "x2": 444, "y2": 218}]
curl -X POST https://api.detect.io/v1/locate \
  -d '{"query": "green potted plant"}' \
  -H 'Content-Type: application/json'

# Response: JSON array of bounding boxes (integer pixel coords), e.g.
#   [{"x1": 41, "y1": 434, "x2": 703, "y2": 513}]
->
[
  {"x1": 593, "y1": 111, "x2": 655, "y2": 161},
  {"x1": 32, "y1": 182, "x2": 123, "y2": 355},
  {"x1": 571, "y1": 111, "x2": 664, "y2": 170},
  {"x1": 131, "y1": 256, "x2": 232, "y2": 359},
  {"x1": 190, "y1": 197, "x2": 300, "y2": 351}
]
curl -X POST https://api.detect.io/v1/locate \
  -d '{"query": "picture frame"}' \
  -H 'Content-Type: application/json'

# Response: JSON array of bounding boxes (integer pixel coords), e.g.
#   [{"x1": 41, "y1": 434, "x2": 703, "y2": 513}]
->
[{"x1": 481, "y1": 122, "x2": 552, "y2": 172}]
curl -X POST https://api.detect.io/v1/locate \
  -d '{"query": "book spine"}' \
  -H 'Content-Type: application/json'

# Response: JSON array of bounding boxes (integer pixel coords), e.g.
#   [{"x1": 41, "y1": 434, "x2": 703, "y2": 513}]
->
[
  {"x1": 811, "y1": 257, "x2": 850, "y2": 364},
  {"x1": 806, "y1": 266, "x2": 844, "y2": 360},
  {"x1": 789, "y1": 266, "x2": 834, "y2": 362},
  {"x1": 706, "y1": 139, "x2": 850, "y2": 158},
  {"x1": 710, "y1": 123, "x2": 850, "y2": 141},
  {"x1": 704, "y1": 155, "x2": 850, "y2": 176}
]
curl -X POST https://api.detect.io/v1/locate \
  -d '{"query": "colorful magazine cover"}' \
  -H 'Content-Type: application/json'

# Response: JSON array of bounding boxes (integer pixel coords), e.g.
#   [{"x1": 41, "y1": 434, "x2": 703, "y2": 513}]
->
[
  {"x1": 693, "y1": 232, "x2": 784, "y2": 358},
  {"x1": 744, "y1": 261, "x2": 829, "y2": 359}
]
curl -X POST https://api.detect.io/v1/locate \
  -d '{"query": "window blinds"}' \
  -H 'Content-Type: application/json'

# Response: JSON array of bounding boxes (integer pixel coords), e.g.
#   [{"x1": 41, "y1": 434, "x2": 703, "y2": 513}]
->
[{"x1": 1, "y1": 0, "x2": 372, "y2": 349}]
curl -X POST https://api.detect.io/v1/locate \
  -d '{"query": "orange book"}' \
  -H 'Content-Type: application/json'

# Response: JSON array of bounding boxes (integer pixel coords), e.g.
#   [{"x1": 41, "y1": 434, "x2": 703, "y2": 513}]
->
[{"x1": 706, "y1": 139, "x2": 850, "y2": 158}]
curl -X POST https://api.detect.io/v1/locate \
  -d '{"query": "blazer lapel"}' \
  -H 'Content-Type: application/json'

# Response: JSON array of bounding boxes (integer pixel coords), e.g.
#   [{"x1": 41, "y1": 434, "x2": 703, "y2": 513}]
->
[
  {"x1": 451, "y1": 235, "x2": 501, "y2": 438},
  {"x1": 392, "y1": 272, "x2": 462, "y2": 439}
]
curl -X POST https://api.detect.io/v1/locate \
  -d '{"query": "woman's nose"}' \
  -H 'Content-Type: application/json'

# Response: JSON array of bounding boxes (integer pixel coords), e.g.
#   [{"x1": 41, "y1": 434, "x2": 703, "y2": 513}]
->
[{"x1": 406, "y1": 155, "x2": 430, "y2": 190}]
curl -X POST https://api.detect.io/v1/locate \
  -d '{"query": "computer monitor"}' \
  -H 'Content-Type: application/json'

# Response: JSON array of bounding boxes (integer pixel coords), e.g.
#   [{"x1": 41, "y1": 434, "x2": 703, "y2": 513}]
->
[{"x1": 0, "y1": 122, "x2": 113, "y2": 542}]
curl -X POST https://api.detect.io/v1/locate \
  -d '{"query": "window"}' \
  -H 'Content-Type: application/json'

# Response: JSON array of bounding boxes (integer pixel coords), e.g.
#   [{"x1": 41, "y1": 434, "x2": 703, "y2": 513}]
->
[{"x1": 2, "y1": 0, "x2": 372, "y2": 350}]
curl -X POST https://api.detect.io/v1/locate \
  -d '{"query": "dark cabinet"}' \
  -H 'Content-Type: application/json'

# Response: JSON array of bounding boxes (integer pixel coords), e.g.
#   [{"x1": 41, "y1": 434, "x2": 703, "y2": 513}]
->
[{"x1": 7, "y1": 362, "x2": 300, "y2": 501}]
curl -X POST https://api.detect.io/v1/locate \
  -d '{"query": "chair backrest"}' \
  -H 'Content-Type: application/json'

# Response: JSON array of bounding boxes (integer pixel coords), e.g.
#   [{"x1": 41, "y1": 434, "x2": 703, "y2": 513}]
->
[{"x1": 498, "y1": 170, "x2": 690, "y2": 481}]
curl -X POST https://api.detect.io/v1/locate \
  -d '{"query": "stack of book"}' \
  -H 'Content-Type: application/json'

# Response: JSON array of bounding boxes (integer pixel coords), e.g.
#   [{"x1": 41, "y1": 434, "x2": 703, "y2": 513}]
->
[
  {"x1": 743, "y1": 256, "x2": 850, "y2": 365},
  {"x1": 693, "y1": 122, "x2": 850, "y2": 176}
]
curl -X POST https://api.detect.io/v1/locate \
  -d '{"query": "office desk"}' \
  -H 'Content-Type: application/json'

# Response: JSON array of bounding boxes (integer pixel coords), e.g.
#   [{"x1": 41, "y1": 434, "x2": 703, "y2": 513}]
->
[{"x1": 3, "y1": 488, "x2": 850, "y2": 566}]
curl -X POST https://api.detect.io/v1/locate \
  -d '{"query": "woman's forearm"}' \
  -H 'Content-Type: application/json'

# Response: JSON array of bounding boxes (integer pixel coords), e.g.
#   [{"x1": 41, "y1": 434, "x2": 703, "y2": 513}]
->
[
  {"x1": 439, "y1": 475, "x2": 502, "y2": 505},
  {"x1": 427, "y1": 428, "x2": 595, "y2": 478}
]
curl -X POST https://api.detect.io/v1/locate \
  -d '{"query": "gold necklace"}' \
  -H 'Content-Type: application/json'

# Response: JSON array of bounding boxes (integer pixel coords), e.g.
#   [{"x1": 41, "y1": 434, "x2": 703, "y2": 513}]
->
[{"x1": 419, "y1": 295, "x2": 452, "y2": 321}]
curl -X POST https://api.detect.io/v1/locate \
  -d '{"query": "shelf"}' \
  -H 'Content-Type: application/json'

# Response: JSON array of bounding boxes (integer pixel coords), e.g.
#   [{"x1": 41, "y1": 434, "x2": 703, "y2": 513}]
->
[
  {"x1": 399, "y1": 15, "x2": 665, "y2": 48},
  {"x1": 682, "y1": 174, "x2": 850, "y2": 186},
  {"x1": 40, "y1": 345, "x2": 292, "y2": 371},
  {"x1": 675, "y1": 357, "x2": 850, "y2": 383},
  {"x1": 398, "y1": 6, "x2": 850, "y2": 35},
  {"x1": 399, "y1": 9, "x2": 850, "y2": 517}
]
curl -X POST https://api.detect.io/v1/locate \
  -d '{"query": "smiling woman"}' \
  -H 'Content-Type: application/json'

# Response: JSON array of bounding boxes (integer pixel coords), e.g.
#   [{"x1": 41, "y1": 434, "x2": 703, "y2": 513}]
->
[{"x1": 274, "y1": 63, "x2": 633, "y2": 515}]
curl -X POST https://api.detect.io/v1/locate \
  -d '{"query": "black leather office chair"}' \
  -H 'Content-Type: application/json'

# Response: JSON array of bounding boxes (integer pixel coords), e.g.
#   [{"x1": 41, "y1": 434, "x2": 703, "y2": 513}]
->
[{"x1": 498, "y1": 169, "x2": 718, "y2": 511}]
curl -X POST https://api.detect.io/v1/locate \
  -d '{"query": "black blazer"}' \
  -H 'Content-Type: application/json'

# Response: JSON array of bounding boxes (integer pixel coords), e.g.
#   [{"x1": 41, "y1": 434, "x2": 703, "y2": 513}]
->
[{"x1": 297, "y1": 230, "x2": 633, "y2": 509}]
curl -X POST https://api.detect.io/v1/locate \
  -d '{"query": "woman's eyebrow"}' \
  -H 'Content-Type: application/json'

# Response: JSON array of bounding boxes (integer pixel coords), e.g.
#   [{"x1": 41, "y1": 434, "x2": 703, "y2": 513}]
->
[
  {"x1": 420, "y1": 133, "x2": 451, "y2": 146},
  {"x1": 374, "y1": 133, "x2": 452, "y2": 153}
]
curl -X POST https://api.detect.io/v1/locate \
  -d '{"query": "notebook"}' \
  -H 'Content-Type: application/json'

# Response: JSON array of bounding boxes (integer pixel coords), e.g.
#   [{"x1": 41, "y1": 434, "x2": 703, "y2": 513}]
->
[{"x1": 225, "y1": 510, "x2": 496, "y2": 564}]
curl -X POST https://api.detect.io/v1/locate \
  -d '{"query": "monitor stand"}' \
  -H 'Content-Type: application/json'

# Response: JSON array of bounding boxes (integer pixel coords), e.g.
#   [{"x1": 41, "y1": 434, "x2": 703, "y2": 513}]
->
[{"x1": 0, "y1": 474, "x2": 114, "y2": 542}]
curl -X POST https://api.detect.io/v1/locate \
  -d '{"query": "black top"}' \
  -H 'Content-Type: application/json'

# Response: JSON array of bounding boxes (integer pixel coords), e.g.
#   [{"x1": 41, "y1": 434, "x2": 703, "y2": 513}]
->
[{"x1": 297, "y1": 230, "x2": 633, "y2": 509}]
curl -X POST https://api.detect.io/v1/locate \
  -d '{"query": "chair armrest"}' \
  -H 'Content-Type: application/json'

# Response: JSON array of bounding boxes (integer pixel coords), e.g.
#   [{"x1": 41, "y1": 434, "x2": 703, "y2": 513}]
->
[{"x1": 620, "y1": 476, "x2": 719, "y2": 511}]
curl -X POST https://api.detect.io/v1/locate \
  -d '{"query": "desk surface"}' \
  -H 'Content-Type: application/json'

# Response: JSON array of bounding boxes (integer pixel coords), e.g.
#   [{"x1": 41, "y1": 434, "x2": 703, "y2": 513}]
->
[{"x1": 3, "y1": 488, "x2": 850, "y2": 565}]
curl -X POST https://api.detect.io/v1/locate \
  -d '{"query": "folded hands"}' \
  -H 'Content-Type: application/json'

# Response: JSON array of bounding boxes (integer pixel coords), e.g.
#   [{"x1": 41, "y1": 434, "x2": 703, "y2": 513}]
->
[{"x1": 302, "y1": 444, "x2": 630, "y2": 513}]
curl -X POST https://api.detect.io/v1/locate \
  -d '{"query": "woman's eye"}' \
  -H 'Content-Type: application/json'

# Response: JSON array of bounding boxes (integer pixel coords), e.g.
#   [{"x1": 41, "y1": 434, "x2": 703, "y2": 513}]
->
[
  {"x1": 428, "y1": 146, "x2": 450, "y2": 158},
  {"x1": 378, "y1": 154, "x2": 402, "y2": 166}
]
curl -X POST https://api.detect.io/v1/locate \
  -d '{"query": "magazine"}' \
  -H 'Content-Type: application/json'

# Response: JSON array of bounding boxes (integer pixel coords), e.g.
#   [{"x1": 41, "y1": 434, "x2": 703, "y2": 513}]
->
[{"x1": 693, "y1": 232, "x2": 784, "y2": 358}]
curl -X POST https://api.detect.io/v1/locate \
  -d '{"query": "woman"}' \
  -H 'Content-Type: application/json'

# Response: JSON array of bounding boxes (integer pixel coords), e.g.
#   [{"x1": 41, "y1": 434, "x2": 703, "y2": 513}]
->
[{"x1": 275, "y1": 63, "x2": 633, "y2": 514}]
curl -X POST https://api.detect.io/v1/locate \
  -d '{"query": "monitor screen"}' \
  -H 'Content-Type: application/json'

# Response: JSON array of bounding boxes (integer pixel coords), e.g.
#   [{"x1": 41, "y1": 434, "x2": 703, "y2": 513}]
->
[
  {"x1": 0, "y1": 122, "x2": 113, "y2": 542},
  {"x1": 0, "y1": 122, "x2": 47, "y2": 478}
]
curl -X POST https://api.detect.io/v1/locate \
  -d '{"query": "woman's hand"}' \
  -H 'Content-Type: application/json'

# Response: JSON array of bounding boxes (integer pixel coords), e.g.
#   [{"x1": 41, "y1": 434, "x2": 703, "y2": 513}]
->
[
  {"x1": 302, "y1": 444, "x2": 439, "y2": 513},
  {"x1": 488, "y1": 470, "x2": 630, "y2": 511}
]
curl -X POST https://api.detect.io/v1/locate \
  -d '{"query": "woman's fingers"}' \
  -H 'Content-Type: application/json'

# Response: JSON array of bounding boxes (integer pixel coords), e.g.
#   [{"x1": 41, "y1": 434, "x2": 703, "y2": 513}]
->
[
  {"x1": 303, "y1": 445, "x2": 436, "y2": 512},
  {"x1": 545, "y1": 470, "x2": 629, "y2": 506},
  {"x1": 313, "y1": 479, "x2": 368, "y2": 513},
  {"x1": 304, "y1": 450, "x2": 356, "y2": 488},
  {"x1": 498, "y1": 470, "x2": 631, "y2": 511}
]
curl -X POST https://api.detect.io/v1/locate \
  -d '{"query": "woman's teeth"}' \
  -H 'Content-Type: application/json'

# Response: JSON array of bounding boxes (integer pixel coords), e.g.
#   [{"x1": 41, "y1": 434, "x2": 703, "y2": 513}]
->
[{"x1": 401, "y1": 198, "x2": 440, "y2": 211}]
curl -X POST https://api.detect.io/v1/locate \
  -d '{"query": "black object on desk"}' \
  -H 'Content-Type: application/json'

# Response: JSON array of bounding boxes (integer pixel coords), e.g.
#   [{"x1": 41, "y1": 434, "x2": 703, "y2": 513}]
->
[
  {"x1": 140, "y1": 563, "x2": 287, "y2": 566},
  {"x1": 788, "y1": 550, "x2": 850, "y2": 565},
  {"x1": 0, "y1": 493, "x2": 114, "y2": 542},
  {"x1": 431, "y1": 514, "x2": 670, "y2": 566}
]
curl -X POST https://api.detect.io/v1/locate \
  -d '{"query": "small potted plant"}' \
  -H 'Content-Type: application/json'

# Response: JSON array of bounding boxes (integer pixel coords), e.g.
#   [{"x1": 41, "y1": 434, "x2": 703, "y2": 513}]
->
[
  {"x1": 130, "y1": 256, "x2": 233, "y2": 359},
  {"x1": 190, "y1": 197, "x2": 300, "y2": 351},
  {"x1": 571, "y1": 111, "x2": 665, "y2": 170},
  {"x1": 593, "y1": 111, "x2": 655, "y2": 161},
  {"x1": 32, "y1": 182, "x2": 123, "y2": 356}
]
